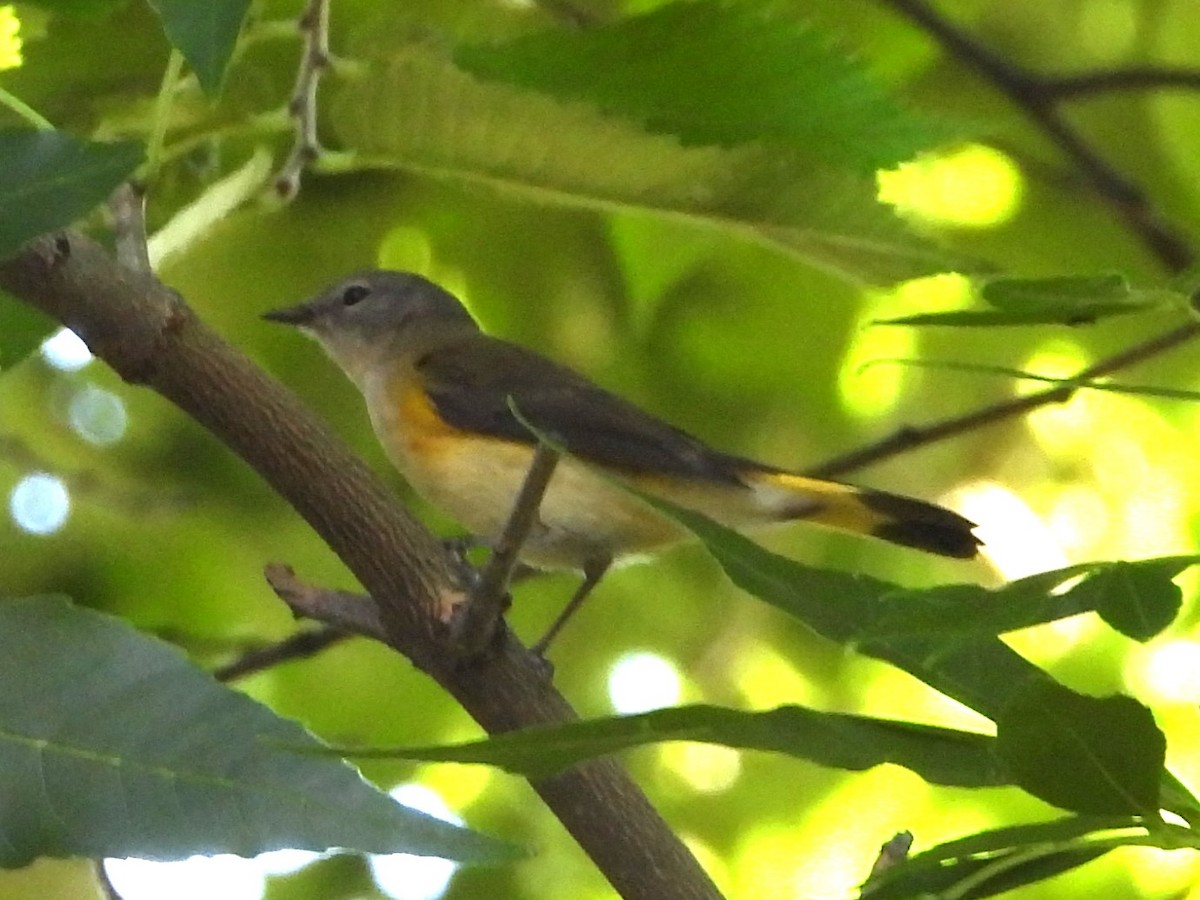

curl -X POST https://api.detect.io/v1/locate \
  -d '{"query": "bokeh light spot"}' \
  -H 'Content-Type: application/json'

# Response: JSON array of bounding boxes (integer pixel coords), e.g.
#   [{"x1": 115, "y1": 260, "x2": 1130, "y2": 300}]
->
[
  {"x1": 878, "y1": 143, "x2": 1023, "y2": 227},
  {"x1": 607, "y1": 651, "x2": 681, "y2": 714},
  {"x1": 104, "y1": 855, "x2": 265, "y2": 900},
  {"x1": 950, "y1": 480, "x2": 1069, "y2": 581},
  {"x1": 10, "y1": 473, "x2": 69, "y2": 535},
  {"x1": 1127, "y1": 640, "x2": 1200, "y2": 705},
  {"x1": 69, "y1": 385, "x2": 128, "y2": 446},
  {"x1": 659, "y1": 742, "x2": 742, "y2": 794},
  {"x1": 0, "y1": 6, "x2": 21, "y2": 71},
  {"x1": 369, "y1": 784, "x2": 461, "y2": 900},
  {"x1": 41, "y1": 327, "x2": 92, "y2": 371},
  {"x1": 840, "y1": 274, "x2": 973, "y2": 420}
]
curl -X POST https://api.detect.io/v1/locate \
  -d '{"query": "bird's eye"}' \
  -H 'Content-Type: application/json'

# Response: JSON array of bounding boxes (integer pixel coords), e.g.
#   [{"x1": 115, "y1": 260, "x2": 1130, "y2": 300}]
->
[{"x1": 341, "y1": 284, "x2": 370, "y2": 306}]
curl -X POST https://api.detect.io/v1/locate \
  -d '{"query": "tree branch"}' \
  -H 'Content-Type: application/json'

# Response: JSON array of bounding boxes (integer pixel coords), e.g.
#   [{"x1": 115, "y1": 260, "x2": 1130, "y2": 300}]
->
[
  {"x1": 810, "y1": 318, "x2": 1200, "y2": 478},
  {"x1": 0, "y1": 233, "x2": 722, "y2": 900},
  {"x1": 877, "y1": 0, "x2": 1194, "y2": 273},
  {"x1": 1045, "y1": 66, "x2": 1200, "y2": 100}
]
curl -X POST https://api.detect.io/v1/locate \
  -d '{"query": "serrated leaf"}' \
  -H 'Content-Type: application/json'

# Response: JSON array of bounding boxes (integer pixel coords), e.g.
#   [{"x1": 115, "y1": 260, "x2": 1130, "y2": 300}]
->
[
  {"x1": 0, "y1": 129, "x2": 143, "y2": 261},
  {"x1": 456, "y1": 1, "x2": 953, "y2": 170},
  {"x1": 879, "y1": 273, "x2": 1176, "y2": 326},
  {"x1": 0, "y1": 597, "x2": 517, "y2": 867},
  {"x1": 330, "y1": 44, "x2": 970, "y2": 285},
  {"x1": 996, "y1": 685, "x2": 1164, "y2": 815},
  {"x1": 0, "y1": 293, "x2": 55, "y2": 369},
  {"x1": 341, "y1": 704, "x2": 1003, "y2": 788},
  {"x1": 147, "y1": 0, "x2": 248, "y2": 94}
]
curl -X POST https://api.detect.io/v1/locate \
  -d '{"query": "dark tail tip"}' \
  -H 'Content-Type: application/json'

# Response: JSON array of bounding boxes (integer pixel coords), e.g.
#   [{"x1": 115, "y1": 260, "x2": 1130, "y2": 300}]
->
[{"x1": 862, "y1": 489, "x2": 981, "y2": 559}]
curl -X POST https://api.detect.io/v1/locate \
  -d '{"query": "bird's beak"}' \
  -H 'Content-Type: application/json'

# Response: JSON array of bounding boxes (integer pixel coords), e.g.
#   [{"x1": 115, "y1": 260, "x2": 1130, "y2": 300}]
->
[{"x1": 261, "y1": 302, "x2": 317, "y2": 326}]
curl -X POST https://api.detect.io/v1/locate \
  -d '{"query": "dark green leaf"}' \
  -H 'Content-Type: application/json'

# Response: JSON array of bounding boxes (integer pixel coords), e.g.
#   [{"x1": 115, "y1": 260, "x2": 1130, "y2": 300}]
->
[
  {"x1": 1067, "y1": 558, "x2": 1189, "y2": 641},
  {"x1": 878, "y1": 273, "x2": 1175, "y2": 326},
  {"x1": 147, "y1": 0, "x2": 248, "y2": 93},
  {"x1": 635, "y1": 494, "x2": 1041, "y2": 717},
  {"x1": 856, "y1": 556, "x2": 1196, "y2": 643},
  {"x1": 0, "y1": 293, "x2": 55, "y2": 368},
  {"x1": 342, "y1": 704, "x2": 1003, "y2": 787},
  {"x1": 862, "y1": 816, "x2": 1154, "y2": 899},
  {"x1": 996, "y1": 685, "x2": 1164, "y2": 814},
  {"x1": 0, "y1": 597, "x2": 517, "y2": 867},
  {"x1": 0, "y1": 129, "x2": 142, "y2": 261},
  {"x1": 456, "y1": 1, "x2": 953, "y2": 170},
  {"x1": 864, "y1": 845, "x2": 1110, "y2": 899}
]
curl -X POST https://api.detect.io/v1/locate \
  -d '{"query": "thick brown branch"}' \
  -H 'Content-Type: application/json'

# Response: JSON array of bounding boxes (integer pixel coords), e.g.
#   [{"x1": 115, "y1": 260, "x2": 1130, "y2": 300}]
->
[{"x1": 0, "y1": 233, "x2": 722, "y2": 900}]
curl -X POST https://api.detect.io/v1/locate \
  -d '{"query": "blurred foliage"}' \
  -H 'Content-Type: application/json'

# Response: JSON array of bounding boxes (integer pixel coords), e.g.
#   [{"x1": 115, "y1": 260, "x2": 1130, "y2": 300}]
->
[{"x1": 4, "y1": 0, "x2": 1200, "y2": 898}]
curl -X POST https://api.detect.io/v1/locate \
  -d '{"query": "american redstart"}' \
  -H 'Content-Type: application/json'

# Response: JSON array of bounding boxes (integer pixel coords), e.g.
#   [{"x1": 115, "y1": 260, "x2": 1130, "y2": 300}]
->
[{"x1": 264, "y1": 271, "x2": 980, "y2": 647}]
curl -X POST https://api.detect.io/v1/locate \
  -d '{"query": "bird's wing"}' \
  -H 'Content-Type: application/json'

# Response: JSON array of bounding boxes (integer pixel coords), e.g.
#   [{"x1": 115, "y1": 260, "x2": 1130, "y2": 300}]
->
[{"x1": 416, "y1": 336, "x2": 747, "y2": 484}]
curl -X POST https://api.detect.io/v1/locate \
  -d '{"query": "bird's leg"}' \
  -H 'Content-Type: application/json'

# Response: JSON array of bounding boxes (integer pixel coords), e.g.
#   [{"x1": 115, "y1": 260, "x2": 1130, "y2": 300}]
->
[
  {"x1": 443, "y1": 534, "x2": 540, "y2": 584},
  {"x1": 531, "y1": 554, "x2": 613, "y2": 656}
]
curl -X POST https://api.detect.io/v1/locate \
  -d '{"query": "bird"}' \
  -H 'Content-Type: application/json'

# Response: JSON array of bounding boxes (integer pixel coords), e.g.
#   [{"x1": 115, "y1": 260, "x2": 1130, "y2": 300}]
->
[{"x1": 264, "y1": 270, "x2": 980, "y2": 649}]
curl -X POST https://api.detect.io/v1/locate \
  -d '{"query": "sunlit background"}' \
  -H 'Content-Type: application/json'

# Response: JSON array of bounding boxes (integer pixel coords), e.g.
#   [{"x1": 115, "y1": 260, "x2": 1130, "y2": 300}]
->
[{"x1": 4, "y1": 1, "x2": 1200, "y2": 898}]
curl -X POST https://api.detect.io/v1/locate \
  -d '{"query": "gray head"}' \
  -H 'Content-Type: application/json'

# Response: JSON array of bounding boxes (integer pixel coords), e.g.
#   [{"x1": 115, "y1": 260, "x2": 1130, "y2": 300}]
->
[{"x1": 263, "y1": 270, "x2": 479, "y2": 385}]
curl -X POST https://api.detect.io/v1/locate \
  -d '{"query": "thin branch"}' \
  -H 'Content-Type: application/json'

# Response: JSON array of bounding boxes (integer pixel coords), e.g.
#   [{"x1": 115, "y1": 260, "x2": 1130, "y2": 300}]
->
[
  {"x1": 273, "y1": 0, "x2": 330, "y2": 201},
  {"x1": 810, "y1": 319, "x2": 1200, "y2": 479},
  {"x1": 213, "y1": 624, "x2": 351, "y2": 682},
  {"x1": 868, "y1": 830, "x2": 913, "y2": 878},
  {"x1": 877, "y1": 0, "x2": 1194, "y2": 273},
  {"x1": 109, "y1": 182, "x2": 151, "y2": 273},
  {"x1": 453, "y1": 443, "x2": 560, "y2": 657},
  {"x1": 1045, "y1": 66, "x2": 1200, "y2": 100},
  {"x1": 263, "y1": 562, "x2": 386, "y2": 640},
  {"x1": 0, "y1": 232, "x2": 723, "y2": 900}
]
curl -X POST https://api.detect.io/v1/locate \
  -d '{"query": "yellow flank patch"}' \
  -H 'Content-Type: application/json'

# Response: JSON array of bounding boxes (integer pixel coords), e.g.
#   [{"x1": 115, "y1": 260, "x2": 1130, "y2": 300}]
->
[{"x1": 397, "y1": 379, "x2": 465, "y2": 449}]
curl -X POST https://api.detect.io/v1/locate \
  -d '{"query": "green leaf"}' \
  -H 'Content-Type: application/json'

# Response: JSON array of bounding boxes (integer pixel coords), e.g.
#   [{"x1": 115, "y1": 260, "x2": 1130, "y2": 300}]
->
[
  {"x1": 0, "y1": 129, "x2": 143, "y2": 261},
  {"x1": 330, "y1": 44, "x2": 970, "y2": 285},
  {"x1": 878, "y1": 273, "x2": 1176, "y2": 326},
  {"x1": 862, "y1": 816, "x2": 1150, "y2": 899},
  {"x1": 856, "y1": 556, "x2": 1196, "y2": 643},
  {"x1": 455, "y1": 1, "x2": 953, "y2": 171},
  {"x1": 631, "y1": 489, "x2": 1191, "y2": 821},
  {"x1": 147, "y1": 0, "x2": 248, "y2": 94},
  {"x1": 0, "y1": 293, "x2": 55, "y2": 369},
  {"x1": 996, "y1": 685, "x2": 1165, "y2": 815},
  {"x1": 0, "y1": 597, "x2": 517, "y2": 867},
  {"x1": 339, "y1": 703, "x2": 1003, "y2": 788},
  {"x1": 1066, "y1": 558, "x2": 1189, "y2": 641},
  {"x1": 632, "y1": 494, "x2": 1038, "y2": 717}
]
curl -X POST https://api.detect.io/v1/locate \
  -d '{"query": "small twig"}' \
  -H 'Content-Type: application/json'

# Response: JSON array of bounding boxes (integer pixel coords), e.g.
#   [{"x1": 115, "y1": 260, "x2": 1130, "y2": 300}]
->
[
  {"x1": 452, "y1": 443, "x2": 560, "y2": 657},
  {"x1": 273, "y1": 0, "x2": 331, "y2": 201},
  {"x1": 109, "y1": 182, "x2": 151, "y2": 273},
  {"x1": 263, "y1": 562, "x2": 387, "y2": 640},
  {"x1": 868, "y1": 830, "x2": 914, "y2": 878},
  {"x1": 811, "y1": 319, "x2": 1200, "y2": 478},
  {"x1": 1045, "y1": 66, "x2": 1200, "y2": 100},
  {"x1": 212, "y1": 624, "x2": 350, "y2": 682},
  {"x1": 877, "y1": 0, "x2": 1194, "y2": 273}
]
